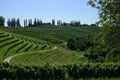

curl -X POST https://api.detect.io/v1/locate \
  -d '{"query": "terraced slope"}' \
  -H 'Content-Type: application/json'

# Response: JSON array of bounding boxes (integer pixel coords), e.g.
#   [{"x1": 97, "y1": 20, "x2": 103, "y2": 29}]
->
[
  {"x1": 10, "y1": 47, "x2": 86, "y2": 66},
  {"x1": 1, "y1": 26, "x2": 100, "y2": 46},
  {"x1": 0, "y1": 26, "x2": 99, "y2": 65},
  {"x1": 0, "y1": 29, "x2": 52, "y2": 61}
]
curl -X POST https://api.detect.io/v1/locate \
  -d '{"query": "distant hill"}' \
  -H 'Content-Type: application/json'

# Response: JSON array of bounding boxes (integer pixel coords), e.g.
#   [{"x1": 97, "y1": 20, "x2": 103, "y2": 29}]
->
[{"x1": 1, "y1": 25, "x2": 100, "y2": 46}]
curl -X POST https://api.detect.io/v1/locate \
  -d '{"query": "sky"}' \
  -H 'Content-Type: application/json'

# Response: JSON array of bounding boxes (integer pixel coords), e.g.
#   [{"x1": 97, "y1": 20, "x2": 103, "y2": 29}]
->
[{"x1": 1, "y1": 0, "x2": 99, "y2": 26}]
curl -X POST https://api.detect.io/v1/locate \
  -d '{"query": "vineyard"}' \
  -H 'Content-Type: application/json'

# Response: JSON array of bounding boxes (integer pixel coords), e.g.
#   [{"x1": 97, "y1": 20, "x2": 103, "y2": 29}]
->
[
  {"x1": 0, "y1": 62, "x2": 120, "y2": 80},
  {"x1": 0, "y1": 26, "x2": 100, "y2": 65},
  {"x1": 10, "y1": 48, "x2": 85, "y2": 66},
  {"x1": 1, "y1": 26, "x2": 100, "y2": 46},
  {"x1": 0, "y1": 29, "x2": 52, "y2": 61},
  {"x1": 0, "y1": 26, "x2": 120, "y2": 80}
]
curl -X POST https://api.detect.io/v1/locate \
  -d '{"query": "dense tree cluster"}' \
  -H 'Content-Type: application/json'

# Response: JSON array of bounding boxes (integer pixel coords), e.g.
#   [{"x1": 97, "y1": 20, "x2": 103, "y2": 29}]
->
[
  {"x1": 86, "y1": 0, "x2": 120, "y2": 62},
  {"x1": 7, "y1": 18, "x2": 21, "y2": 27},
  {"x1": 70, "y1": 20, "x2": 81, "y2": 26},
  {"x1": 23, "y1": 18, "x2": 42, "y2": 27},
  {"x1": 67, "y1": 35, "x2": 94, "y2": 51}
]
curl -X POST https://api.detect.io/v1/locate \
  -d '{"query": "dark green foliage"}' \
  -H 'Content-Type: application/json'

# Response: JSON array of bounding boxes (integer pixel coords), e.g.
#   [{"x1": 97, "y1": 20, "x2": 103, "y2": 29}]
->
[
  {"x1": 11, "y1": 18, "x2": 16, "y2": 27},
  {"x1": 7, "y1": 18, "x2": 11, "y2": 26},
  {"x1": 0, "y1": 16, "x2": 5, "y2": 26},
  {"x1": 28, "y1": 19, "x2": 32, "y2": 27},
  {"x1": 52, "y1": 19, "x2": 55, "y2": 25},
  {"x1": 106, "y1": 47, "x2": 120, "y2": 62},
  {"x1": 67, "y1": 35, "x2": 94, "y2": 51},
  {"x1": 24, "y1": 18, "x2": 43, "y2": 27},
  {"x1": 87, "y1": 0, "x2": 120, "y2": 62},
  {"x1": 7, "y1": 18, "x2": 21, "y2": 27},
  {"x1": 24, "y1": 19, "x2": 27, "y2": 27},
  {"x1": 1, "y1": 26, "x2": 100, "y2": 46},
  {"x1": 33, "y1": 18, "x2": 37, "y2": 26},
  {"x1": 70, "y1": 20, "x2": 81, "y2": 26},
  {"x1": 16, "y1": 18, "x2": 21, "y2": 27},
  {"x1": 102, "y1": 25, "x2": 120, "y2": 48},
  {"x1": 85, "y1": 45, "x2": 108, "y2": 62},
  {"x1": 0, "y1": 63, "x2": 120, "y2": 79}
]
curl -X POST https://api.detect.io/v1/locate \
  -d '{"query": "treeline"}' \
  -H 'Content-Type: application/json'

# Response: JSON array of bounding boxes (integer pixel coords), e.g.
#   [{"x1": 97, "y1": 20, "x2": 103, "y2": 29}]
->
[
  {"x1": 0, "y1": 62, "x2": 120, "y2": 80},
  {"x1": 7, "y1": 18, "x2": 21, "y2": 27},
  {"x1": 0, "y1": 16, "x2": 97, "y2": 27}
]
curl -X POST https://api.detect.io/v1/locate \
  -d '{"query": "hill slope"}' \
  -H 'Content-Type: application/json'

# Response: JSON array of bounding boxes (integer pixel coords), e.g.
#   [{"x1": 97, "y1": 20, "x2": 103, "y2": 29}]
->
[
  {"x1": 1, "y1": 25, "x2": 100, "y2": 46},
  {"x1": 10, "y1": 47, "x2": 86, "y2": 66},
  {"x1": 0, "y1": 26, "x2": 100, "y2": 65},
  {"x1": 0, "y1": 29, "x2": 52, "y2": 61}
]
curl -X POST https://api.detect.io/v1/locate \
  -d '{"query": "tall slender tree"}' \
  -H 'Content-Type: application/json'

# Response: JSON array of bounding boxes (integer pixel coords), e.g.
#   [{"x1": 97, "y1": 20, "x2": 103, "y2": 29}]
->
[
  {"x1": 33, "y1": 18, "x2": 37, "y2": 26},
  {"x1": 24, "y1": 19, "x2": 27, "y2": 27},
  {"x1": 0, "y1": 16, "x2": 5, "y2": 27},
  {"x1": 7, "y1": 18, "x2": 11, "y2": 27},
  {"x1": 28, "y1": 19, "x2": 32, "y2": 27},
  {"x1": 11, "y1": 18, "x2": 16, "y2": 27},
  {"x1": 16, "y1": 18, "x2": 21, "y2": 27},
  {"x1": 52, "y1": 19, "x2": 55, "y2": 25}
]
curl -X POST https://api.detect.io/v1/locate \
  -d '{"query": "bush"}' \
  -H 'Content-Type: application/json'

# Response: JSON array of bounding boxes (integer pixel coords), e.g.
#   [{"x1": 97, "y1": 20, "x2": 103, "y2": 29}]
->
[
  {"x1": 85, "y1": 45, "x2": 108, "y2": 62},
  {"x1": 67, "y1": 35, "x2": 94, "y2": 51},
  {"x1": 0, "y1": 63, "x2": 120, "y2": 79},
  {"x1": 106, "y1": 47, "x2": 120, "y2": 62}
]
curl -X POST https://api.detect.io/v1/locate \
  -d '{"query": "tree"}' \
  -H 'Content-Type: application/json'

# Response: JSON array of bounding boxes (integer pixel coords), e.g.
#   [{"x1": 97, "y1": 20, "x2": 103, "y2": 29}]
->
[
  {"x1": 87, "y1": 0, "x2": 120, "y2": 61},
  {"x1": 7, "y1": 18, "x2": 11, "y2": 27},
  {"x1": 52, "y1": 19, "x2": 55, "y2": 25},
  {"x1": 24, "y1": 19, "x2": 27, "y2": 27},
  {"x1": 88, "y1": 0, "x2": 120, "y2": 27},
  {"x1": 11, "y1": 18, "x2": 16, "y2": 27},
  {"x1": 57, "y1": 20, "x2": 62, "y2": 26},
  {"x1": 67, "y1": 36, "x2": 94, "y2": 51},
  {"x1": 37, "y1": 19, "x2": 42, "y2": 26},
  {"x1": 0, "y1": 16, "x2": 5, "y2": 26},
  {"x1": 33, "y1": 18, "x2": 37, "y2": 26},
  {"x1": 28, "y1": 19, "x2": 32, "y2": 27},
  {"x1": 70, "y1": 20, "x2": 81, "y2": 26},
  {"x1": 88, "y1": 0, "x2": 120, "y2": 47},
  {"x1": 16, "y1": 18, "x2": 21, "y2": 27}
]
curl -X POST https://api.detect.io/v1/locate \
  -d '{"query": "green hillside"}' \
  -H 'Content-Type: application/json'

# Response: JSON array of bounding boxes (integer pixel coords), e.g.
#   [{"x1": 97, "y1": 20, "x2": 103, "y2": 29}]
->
[
  {"x1": 10, "y1": 47, "x2": 86, "y2": 66},
  {"x1": 0, "y1": 29, "x2": 52, "y2": 61},
  {"x1": 0, "y1": 26, "x2": 100, "y2": 65},
  {"x1": 1, "y1": 25, "x2": 100, "y2": 46}
]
